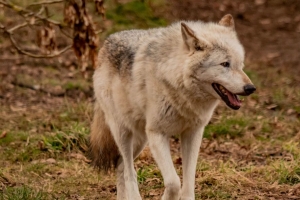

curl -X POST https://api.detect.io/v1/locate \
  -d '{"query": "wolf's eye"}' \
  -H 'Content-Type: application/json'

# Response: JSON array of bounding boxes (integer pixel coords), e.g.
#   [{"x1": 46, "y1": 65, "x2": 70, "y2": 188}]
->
[
  {"x1": 220, "y1": 62, "x2": 230, "y2": 67},
  {"x1": 195, "y1": 45, "x2": 202, "y2": 51}
]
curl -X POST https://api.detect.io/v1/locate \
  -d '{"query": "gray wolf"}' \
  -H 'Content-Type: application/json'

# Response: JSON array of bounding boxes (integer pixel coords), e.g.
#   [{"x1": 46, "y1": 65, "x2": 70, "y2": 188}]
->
[{"x1": 90, "y1": 14, "x2": 256, "y2": 200}]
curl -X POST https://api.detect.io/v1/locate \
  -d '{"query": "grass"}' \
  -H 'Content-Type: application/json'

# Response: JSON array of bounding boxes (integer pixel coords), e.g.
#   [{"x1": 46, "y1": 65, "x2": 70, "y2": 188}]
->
[
  {"x1": 105, "y1": 0, "x2": 167, "y2": 36},
  {"x1": 137, "y1": 168, "x2": 152, "y2": 184},
  {"x1": 1, "y1": 69, "x2": 300, "y2": 199},
  {"x1": 62, "y1": 80, "x2": 90, "y2": 93},
  {"x1": 0, "y1": 186, "x2": 48, "y2": 200},
  {"x1": 204, "y1": 116, "x2": 250, "y2": 139},
  {"x1": 43, "y1": 122, "x2": 89, "y2": 153}
]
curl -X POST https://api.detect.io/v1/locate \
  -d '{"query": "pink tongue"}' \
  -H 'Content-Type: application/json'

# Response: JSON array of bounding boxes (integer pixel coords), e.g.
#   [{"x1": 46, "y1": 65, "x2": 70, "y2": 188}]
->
[{"x1": 227, "y1": 92, "x2": 241, "y2": 107}]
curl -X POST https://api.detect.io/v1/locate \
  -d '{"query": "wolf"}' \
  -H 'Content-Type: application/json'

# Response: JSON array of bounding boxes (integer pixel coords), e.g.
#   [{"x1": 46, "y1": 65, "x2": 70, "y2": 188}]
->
[{"x1": 90, "y1": 14, "x2": 256, "y2": 200}]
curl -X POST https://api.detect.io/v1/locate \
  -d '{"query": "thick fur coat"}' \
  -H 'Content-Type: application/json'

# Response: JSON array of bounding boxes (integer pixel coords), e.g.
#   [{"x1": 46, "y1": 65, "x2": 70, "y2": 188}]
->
[{"x1": 90, "y1": 14, "x2": 256, "y2": 200}]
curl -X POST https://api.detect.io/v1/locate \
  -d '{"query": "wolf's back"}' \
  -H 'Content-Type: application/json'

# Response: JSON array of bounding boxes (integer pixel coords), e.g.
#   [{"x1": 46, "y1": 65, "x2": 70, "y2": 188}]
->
[{"x1": 98, "y1": 29, "x2": 161, "y2": 72}]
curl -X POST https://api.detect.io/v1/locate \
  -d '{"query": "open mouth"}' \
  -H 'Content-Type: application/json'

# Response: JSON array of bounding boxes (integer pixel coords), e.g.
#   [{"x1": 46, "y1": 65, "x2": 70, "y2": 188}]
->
[{"x1": 212, "y1": 83, "x2": 241, "y2": 110}]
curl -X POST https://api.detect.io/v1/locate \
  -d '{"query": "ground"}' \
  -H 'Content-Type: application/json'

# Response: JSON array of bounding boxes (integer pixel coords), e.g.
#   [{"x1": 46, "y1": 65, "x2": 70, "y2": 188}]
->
[{"x1": 0, "y1": 0, "x2": 300, "y2": 199}]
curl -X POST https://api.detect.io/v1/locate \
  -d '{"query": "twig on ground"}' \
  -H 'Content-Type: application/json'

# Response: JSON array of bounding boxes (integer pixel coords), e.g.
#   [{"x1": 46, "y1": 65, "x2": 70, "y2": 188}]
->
[{"x1": 11, "y1": 80, "x2": 65, "y2": 97}]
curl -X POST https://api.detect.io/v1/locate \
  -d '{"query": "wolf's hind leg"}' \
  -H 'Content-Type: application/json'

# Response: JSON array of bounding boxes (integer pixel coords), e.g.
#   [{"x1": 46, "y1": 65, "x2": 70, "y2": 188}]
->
[
  {"x1": 110, "y1": 123, "x2": 143, "y2": 200},
  {"x1": 116, "y1": 159, "x2": 126, "y2": 200},
  {"x1": 147, "y1": 131, "x2": 181, "y2": 200},
  {"x1": 116, "y1": 134, "x2": 147, "y2": 200}
]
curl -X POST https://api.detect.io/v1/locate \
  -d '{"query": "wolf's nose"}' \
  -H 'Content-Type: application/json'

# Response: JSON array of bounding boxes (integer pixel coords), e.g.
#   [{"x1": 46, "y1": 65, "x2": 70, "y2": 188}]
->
[{"x1": 244, "y1": 84, "x2": 256, "y2": 95}]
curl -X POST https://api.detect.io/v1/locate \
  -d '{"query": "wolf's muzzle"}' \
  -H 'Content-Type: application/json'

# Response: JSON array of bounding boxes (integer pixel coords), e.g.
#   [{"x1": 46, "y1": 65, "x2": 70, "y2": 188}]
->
[{"x1": 243, "y1": 84, "x2": 256, "y2": 95}]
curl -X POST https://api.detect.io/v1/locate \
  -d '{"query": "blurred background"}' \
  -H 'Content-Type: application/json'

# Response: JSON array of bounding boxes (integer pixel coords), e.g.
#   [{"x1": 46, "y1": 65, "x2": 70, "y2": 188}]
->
[{"x1": 0, "y1": 0, "x2": 299, "y2": 199}]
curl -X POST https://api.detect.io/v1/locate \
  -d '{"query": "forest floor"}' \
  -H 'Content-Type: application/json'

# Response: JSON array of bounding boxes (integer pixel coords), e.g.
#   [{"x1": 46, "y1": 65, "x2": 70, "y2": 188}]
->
[{"x1": 0, "y1": 0, "x2": 300, "y2": 199}]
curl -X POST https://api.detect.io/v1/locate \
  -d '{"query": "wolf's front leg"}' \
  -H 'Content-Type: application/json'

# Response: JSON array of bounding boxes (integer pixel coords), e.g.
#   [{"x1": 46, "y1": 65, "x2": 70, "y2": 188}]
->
[
  {"x1": 180, "y1": 127, "x2": 204, "y2": 200},
  {"x1": 147, "y1": 131, "x2": 181, "y2": 200}
]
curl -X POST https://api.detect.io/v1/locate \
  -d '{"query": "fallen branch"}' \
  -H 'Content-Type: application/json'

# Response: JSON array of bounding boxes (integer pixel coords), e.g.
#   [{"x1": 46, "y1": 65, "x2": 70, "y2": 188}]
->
[
  {"x1": 11, "y1": 80, "x2": 65, "y2": 97},
  {"x1": 11, "y1": 79, "x2": 93, "y2": 97}
]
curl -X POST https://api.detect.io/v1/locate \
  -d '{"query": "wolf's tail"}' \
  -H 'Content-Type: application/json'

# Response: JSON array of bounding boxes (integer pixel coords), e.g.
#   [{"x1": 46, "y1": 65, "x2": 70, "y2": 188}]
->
[{"x1": 89, "y1": 102, "x2": 120, "y2": 171}]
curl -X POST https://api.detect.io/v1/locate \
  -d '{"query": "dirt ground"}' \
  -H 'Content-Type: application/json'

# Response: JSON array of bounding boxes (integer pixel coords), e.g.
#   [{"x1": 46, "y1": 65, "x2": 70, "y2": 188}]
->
[{"x1": 1, "y1": 0, "x2": 300, "y2": 199}]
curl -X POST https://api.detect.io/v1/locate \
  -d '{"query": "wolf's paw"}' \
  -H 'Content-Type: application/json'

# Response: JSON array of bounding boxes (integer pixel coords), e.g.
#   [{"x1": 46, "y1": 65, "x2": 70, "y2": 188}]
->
[
  {"x1": 129, "y1": 194, "x2": 142, "y2": 200},
  {"x1": 180, "y1": 197, "x2": 194, "y2": 200}
]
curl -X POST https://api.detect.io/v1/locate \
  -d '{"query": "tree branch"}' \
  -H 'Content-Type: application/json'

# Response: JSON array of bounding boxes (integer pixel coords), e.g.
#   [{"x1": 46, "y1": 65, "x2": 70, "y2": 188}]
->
[
  {"x1": 27, "y1": 0, "x2": 63, "y2": 7},
  {"x1": 1, "y1": 22, "x2": 72, "y2": 58},
  {"x1": 9, "y1": 34, "x2": 72, "y2": 58},
  {"x1": 0, "y1": 0, "x2": 102, "y2": 69},
  {"x1": 0, "y1": 0, "x2": 63, "y2": 26},
  {"x1": 7, "y1": 22, "x2": 28, "y2": 32}
]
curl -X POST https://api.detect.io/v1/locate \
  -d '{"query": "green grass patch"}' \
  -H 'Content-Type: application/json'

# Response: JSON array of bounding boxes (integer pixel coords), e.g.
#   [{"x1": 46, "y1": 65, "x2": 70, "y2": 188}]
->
[
  {"x1": 294, "y1": 106, "x2": 300, "y2": 114},
  {"x1": 279, "y1": 167, "x2": 300, "y2": 185},
  {"x1": 137, "y1": 165, "x2": 162, "y2": 184},
  {"x1": 41, "y1": 78, "x2": 61, "y2": 87},
  {"x1": 0, "y1": 100, "x2": 92, "y2": 162},
  {"x1": 105, "y1": 0, "x2": 167, "y2": 35},
  {"x1": 137, "y1": 167, "x2": 151, "y2": 184},
  {"x1": 283, "y1": 141, "x2": 300, "y2": 158},
  {"x1": 15, "y1": 147, "x2": 42, "y2": 162},
  {"x1": 261, "y1": 121, "x2": 272, "y2": 134},
  {"x1": 0, "y1": 131, "x2": 47, "y2": 162},
  {"x1": 63, "y1": 80, "x2": 90, "y2": 92},
  {"x1": 25, "y1": 162, "x2": 48, "y2": 175},
  {"x1": 43, "y1": 122, "x2": 89, "y2": 153},
  {"x1": 0, "y1": 186, "x2": 48, "y2": 200},
  {"x1": 272, "y1": 88, "x2": 285, "y2": 106},
  {"x1": 275, "y1": 162, "x2": 300, "y2": 185},
  {"x1": 0, "y1": 131, "x2": 22, "y2": 146},
  {"x1": 204, "y1": 117, "x2": 250, "y2": 139},
  {"x1": 199, "y1": 189, "x2": 232, "y2": 199},
  {"x1": 244, "y1": 69, "x2": 261, "y2": 88}
]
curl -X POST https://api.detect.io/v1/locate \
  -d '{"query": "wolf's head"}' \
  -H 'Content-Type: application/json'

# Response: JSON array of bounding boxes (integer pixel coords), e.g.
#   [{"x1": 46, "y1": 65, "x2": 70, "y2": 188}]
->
[{"x1": 181, "y1": 14, "x2": 256, "y2": 110}]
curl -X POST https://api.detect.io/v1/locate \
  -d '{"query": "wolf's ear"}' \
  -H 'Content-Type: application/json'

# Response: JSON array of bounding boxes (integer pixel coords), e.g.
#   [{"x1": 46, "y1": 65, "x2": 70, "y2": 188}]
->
[
  {"x1": 181, "y1": 22, "x2": 208, "y2": 52},
  {"x1": 219, "y1": 14, "x2": 235, "y2": 30}
]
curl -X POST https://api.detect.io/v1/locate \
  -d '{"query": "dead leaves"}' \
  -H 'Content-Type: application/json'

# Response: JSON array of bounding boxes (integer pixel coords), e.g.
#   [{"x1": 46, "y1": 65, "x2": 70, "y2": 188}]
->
[
  {"x1": 36, "y1": 23, "x2": 57, "y2": 54},
  {"x1": 64, "y1": 0, "x2": 100, "y2": 72},
  {"x1": 94, "y1": 0, "x2": 105, "y2": 17},
  {"x1": 0, "y1": 173, "x2": 16, "y2": 187},
  {"x1": 0, "y1": 131, "x2": 7, "y2": 139},
  {"x1": 1, "y1": 0, "x2": 104, "y2": 74},
  {"x1": 69, "y1": 152, "x2": 91, "y2": 163}
]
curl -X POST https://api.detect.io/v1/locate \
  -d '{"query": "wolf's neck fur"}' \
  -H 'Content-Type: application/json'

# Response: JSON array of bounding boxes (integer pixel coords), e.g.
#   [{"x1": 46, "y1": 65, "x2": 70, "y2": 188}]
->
[{"x1": 133, "y1": 23, "x2": 219, "y2": 124}]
